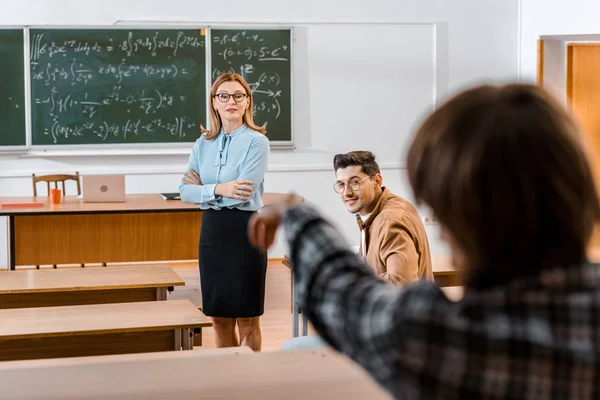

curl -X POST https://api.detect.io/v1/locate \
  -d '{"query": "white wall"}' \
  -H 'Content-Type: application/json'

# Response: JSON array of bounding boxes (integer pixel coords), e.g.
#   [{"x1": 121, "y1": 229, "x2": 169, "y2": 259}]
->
[
  {"x1": 0, "y1": 0, "x2": 520, "y2": 268},
  {"x1": 539, "y1": 39, "x2": 568, "y2": 103},
  {"x1": 520, "y1": 0, "x2": 600, "y2": 82}
]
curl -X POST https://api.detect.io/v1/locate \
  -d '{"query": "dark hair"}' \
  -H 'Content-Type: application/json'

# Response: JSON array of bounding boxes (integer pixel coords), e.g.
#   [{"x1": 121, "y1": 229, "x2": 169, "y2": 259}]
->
[
  {"x1": 407, "y1": 83, "x2": 600, "y2": 288},
  {"x1": 333, "y1": 151, "x2": 381, "y2": 176}
]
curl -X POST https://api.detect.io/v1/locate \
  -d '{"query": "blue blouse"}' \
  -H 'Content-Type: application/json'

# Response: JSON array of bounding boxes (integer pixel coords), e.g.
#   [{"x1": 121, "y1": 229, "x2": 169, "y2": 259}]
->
[{"x1": 179, "y1": 124, "x2": 270, "y2": 211}]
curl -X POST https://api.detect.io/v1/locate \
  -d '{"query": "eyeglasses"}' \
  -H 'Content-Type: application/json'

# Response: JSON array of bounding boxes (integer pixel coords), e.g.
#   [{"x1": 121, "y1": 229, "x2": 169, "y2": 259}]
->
[
  {"x1": 214, "y1": 92, "x2": 249, "y2": 103},
  {"x1": 333, "y1": 176, "x2": 372, "y2": 194}
]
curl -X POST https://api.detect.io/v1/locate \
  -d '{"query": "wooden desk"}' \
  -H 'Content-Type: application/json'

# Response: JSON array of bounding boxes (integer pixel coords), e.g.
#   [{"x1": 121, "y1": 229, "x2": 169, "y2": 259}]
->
[
  {"x1": 1, "y1": 192, "x2": 288, "y2": 270},
  {"x1": 0, "y1": 348, "x2": 392, "y2": 399},
  {"x1": 0, "y1": 265, "x2": 184, "y2": 309},
  {"x1": 0, "y1": 300, "x2": 210, "y2": 361},
  {"x1": 434, "y1": 247, "x2": 600, "y2": 287},
  {"x1": 432, "y1": 254, "x2": 460, "y2": 286}
]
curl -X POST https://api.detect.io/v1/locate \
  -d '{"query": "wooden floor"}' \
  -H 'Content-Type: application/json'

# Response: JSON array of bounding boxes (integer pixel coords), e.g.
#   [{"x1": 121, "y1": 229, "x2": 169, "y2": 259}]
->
[{"x1": 167, "y1": 261, "x2": 315, "y2": 352}]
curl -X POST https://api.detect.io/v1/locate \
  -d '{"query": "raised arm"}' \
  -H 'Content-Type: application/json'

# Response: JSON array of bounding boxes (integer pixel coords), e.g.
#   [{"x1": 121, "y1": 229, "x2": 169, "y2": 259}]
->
[
  {"x1": 247, "y1": 201, "x2": 443, "y2": 395},
  {"x1": 179, "y1": 143, "x2": 219, "y2": 205},
  {"x1": 282, "y1": 204, "x2": 410, "y2": 387}
]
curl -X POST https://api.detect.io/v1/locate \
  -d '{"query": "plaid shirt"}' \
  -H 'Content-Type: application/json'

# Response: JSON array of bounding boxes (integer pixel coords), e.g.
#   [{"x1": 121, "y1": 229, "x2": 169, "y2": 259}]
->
[{"x1": 284, "y1": 204, "x2": 600, "y2": 399}]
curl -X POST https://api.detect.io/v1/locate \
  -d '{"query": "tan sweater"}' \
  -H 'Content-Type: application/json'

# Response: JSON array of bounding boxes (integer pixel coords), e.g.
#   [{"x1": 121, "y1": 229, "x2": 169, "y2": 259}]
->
[{"x1": 357, "y1": 187, "x2": 433, "y2": 286}]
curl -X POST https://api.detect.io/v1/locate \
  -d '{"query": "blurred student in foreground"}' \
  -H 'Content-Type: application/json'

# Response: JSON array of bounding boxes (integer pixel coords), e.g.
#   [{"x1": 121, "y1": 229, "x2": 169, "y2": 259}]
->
[{"x1": 248, "y1": 83, "x2": 600, "y2": 399}]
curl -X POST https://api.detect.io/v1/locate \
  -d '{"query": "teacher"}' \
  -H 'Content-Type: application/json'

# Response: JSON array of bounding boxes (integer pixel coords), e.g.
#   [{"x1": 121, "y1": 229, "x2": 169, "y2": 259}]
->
[{"x1": 180, "y1": 73, "x2": 270, "y2": 351}]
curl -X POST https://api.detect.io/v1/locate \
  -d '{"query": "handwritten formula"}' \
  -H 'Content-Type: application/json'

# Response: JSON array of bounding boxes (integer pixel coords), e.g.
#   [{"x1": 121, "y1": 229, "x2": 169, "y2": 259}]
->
[
  {"x1": 30, "y1": 29, "x2": 206, "y2": 145},
  {"x1": 211, "y1": 29, "x2": 291, "y2": 141}
]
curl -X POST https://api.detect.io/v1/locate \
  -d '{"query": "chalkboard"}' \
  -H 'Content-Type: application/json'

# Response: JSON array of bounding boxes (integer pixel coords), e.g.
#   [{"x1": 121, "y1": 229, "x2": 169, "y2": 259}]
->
[
  {"x1": 211, "y1": 29, "x2": 292, "y2": 143},
  {"x1": 0, "y1": 29, "x2": 26, "y2": 147},
  {"x1": 29, "y1": 29, "x2": 206, "y2": 146}
]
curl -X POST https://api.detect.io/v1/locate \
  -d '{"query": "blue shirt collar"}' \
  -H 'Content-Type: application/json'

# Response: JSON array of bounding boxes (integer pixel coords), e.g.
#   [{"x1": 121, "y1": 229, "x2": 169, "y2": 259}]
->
[
  {"x1": 214, "y1": 125, "x2": 246, "y2": 166},
  {"x1": 220, "y1": 124, "x2": 246, "y2": 138}
]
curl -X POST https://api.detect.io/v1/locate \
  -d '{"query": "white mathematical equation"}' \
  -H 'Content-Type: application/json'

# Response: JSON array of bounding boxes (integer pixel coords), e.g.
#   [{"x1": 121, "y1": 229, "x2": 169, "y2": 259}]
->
[
  {"x1": 212, "y1": 31, "x2": 289, "y2": 63},
  {"x1": 34, "y1": 86, "x2": 183, "y2": 117},
  {"x1": 30, "y1": 30, "x2": 205, "y2": 143},
  {"x1": 45, "y1": 116, "x2": 194, "y2": 144},
  {"x1": 31, "y1": 59, "x2": 192, "y2": 86},
  {"x1": 30, "y1": 31, "x2": 204, "y2": 61},
  {"x1": 211, "y1": 31, "x2": 289, "y2": 122}
]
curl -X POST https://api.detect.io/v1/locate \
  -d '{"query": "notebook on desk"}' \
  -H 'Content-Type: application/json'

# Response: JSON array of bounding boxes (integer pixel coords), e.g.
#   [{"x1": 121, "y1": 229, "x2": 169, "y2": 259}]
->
[{"x1": 81, "y1": 175, "x2": 126, "y2": 203}]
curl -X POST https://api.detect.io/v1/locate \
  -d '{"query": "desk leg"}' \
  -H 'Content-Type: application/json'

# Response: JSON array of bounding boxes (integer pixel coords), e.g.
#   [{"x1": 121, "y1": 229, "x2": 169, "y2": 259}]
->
[
  {"x1": 156, "y1": 287, "x2": 167, "y2": 301},
  {"x1": 7, "y1": 216, "x2": 15, "y2": 271},
  {"x1": 302, "y1": 311, "x2": 308, "y2": 336},
  {"x1": 292, "y1": 273, "x2": 299, "y2": 337},
  {"x1": 182, "y1": 328, "x2": 193, "y2": 350}
]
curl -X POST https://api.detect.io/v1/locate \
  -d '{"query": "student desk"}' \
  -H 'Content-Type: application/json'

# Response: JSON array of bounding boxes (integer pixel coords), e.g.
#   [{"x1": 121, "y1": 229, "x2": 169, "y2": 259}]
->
[
  {"x1": 432, "y1": 254, "x2": 460, "y2": 286},
  {"x1": 0, "y1": 300, "x2": 210, "y2": 361},
  {"x1": 1, "y1": 192, "x2": 288, "y2": 271},
  {"x1": 0, "y1": 265, "x2": 185, "y2": 309},
  {"x1": 285, "y1": 253, "x2": 462, "y2": 336},
  {"x1": 0, "y1": 348, "x2": 392, "y2": 399}
]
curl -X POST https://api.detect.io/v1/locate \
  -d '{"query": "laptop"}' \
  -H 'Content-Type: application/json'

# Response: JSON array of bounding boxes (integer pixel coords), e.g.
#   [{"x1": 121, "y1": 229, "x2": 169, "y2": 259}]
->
[{"x1": 81, "y1": 175, "x2": 126, "y2": 203}]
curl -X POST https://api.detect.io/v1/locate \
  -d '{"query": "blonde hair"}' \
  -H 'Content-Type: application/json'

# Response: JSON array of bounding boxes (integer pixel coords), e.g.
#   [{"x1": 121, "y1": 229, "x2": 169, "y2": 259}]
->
[{"x1": 201, "y1": 73, "x2": 267, "y2": 140}]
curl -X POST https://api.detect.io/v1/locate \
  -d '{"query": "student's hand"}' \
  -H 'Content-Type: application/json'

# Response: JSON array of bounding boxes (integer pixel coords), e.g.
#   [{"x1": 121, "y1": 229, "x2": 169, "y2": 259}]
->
[
  {"x1": 248, "y1": 193, "x2": 303, "y2": 252},
  {"x1": 248, "y1": 204, "x2": 284, "y2": 252},
  {"x1": 183, "y1": 169, "x2": 202, "y2": 185},
  {"x1": 215, "y1": 180, "x2": 254, "y2": 200}
]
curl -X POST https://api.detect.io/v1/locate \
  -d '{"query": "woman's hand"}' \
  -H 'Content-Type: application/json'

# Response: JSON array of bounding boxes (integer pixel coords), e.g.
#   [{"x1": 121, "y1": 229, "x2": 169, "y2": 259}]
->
[
  {"x1": 215, "y1": 180, "x2": 254, "y2": 200},
  {"x1": 183, "y1": 169, "x2": 202, "y2": 185}
]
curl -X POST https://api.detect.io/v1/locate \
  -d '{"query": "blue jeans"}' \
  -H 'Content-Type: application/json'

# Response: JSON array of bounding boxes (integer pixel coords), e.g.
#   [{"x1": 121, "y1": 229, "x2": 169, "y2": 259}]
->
[{"x1": 281, "y1": 335, "x2": 328, "y2": 351}]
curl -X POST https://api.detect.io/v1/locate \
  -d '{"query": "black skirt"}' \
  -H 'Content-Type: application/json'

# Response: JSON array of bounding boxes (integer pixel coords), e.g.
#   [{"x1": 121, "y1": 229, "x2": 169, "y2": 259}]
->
[{"x1": 199, "y1": 208, "x2": 267, "y2": 318}]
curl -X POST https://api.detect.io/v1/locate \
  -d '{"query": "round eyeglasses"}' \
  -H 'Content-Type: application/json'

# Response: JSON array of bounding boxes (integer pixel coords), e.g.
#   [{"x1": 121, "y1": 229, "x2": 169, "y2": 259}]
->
[
  {"x1": 215, "y1": 92, "x2": 249, "y2": 103},
  {"x1": 333, "y1": 176, "x2": 372, "y2": 194}
]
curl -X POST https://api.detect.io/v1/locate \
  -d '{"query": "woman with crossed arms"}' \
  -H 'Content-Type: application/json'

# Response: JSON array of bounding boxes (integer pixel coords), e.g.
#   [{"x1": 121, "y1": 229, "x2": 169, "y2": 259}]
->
[{"x1": 180, "y1": 73, "x2": 270, "y2": 351}]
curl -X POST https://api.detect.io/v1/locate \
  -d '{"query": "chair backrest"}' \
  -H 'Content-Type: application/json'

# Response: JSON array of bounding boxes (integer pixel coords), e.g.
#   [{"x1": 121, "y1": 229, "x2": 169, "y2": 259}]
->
[{"x1": 32, "y1": 172, "x2": 81, "y2": 197}]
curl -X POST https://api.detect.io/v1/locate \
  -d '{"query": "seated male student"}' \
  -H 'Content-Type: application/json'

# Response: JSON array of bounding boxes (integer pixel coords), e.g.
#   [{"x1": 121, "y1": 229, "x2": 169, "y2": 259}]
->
[
  {"x1": 281, "y1": 151, "x2": 433, "y2": 350},
  {"x1": 249, "y1": 84, "x2": 600, "y2": 398},
  {"x1": 332, "y1": 151, "x2": 433, "y2": 285}
]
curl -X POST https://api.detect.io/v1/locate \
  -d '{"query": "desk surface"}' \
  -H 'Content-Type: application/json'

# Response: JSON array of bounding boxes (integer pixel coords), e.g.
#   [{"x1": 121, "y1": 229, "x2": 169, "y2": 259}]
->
[
  {"x1": 286, "y1": 253, "x2": 457, "y2": 274},
  {"x1": 432, "y1": 254, "x2": 455, "y2": 274},
  {"x1": 0, "y1": 300, "x2": 210, "y2": 340},
  {"x1": 0, "y1": 192, "x2": 293, "y2": 215},
  {"x1": 0, "y1": 346, "x2": 253, "y2": 371},
  {"x1": 0, "y1": 348, "x2": 392, "y2": 400},
  {"x1": 0, "y1": 265, "x2": 184, "y2": 294}
]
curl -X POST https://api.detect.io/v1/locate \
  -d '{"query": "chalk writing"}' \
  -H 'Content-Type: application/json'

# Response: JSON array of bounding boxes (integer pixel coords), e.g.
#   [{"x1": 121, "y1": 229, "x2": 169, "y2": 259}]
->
[
  {"x1": 46, "y1": 116, "x2": 194, "y2": 144},
  {"x1": 211, "y1": 29, "x2": 290, "y2": 131},
  {"x1": 30, "y1": 31, "x2": 203, "y2": 61},
  {"x1": 30, "y1": 29, "x2": 206, "y2": 145}
]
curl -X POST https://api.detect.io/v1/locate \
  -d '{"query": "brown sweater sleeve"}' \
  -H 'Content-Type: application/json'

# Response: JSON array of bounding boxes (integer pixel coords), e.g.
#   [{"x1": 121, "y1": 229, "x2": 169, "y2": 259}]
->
[{"x1": 377, "y1": 220, "x2": 419, "y2": 286}]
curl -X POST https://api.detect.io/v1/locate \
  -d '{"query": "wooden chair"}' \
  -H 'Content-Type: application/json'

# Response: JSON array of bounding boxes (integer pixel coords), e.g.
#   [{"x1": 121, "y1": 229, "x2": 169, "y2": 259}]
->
[
  {"x1": 31, "y1": 172, "x2": 82, "y2": 269},
  {"x1": 32, "y1": 172, "x2": 81, "y2": 197}
]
